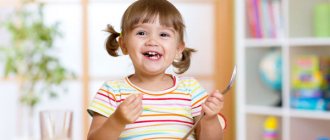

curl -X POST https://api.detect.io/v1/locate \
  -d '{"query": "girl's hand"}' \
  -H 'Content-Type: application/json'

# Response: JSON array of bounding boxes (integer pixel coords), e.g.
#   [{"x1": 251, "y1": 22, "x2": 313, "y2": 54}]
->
[
  {"x1": 202, "y1": 90, "x2": 224, "y2": 119},
  {"x1": 112, "y1": 94, "x2": 143, "y2": 125}
]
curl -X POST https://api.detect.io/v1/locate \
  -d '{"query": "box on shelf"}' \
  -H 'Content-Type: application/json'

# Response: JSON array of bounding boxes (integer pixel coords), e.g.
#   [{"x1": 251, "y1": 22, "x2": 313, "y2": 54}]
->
[
  {"x1": 320, "y1": 57, "x2": 330, "y2": 110},
  {"x1": 291, "y1": 55, "x2": 330, "y2": 111}
]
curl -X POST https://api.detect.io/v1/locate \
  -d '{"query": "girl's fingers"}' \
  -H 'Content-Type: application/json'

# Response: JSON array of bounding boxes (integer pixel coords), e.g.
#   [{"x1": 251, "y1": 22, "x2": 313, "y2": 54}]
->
[
  {"x1": 131, "y1": 105, "x2": 143, "y2": 120},
  {"x1": 202, "y1": 104, "x2": 213, "y2": 115},
  {"x1": 122, "y1": 94, "x2": 138, "y2": 105},
  {"x1": 205, "y1": 100, "x2": 214, "y2": 107},
  {"x1": 209, "y1": 90, "x2": 224, "y2": 101},
  {"x1": 205, "y1": 101, "x2": 219, "y2": 111},
  {"x1": 122, "y1": 94, "x2": 143, "y2": 122},
  {"x1": 123, "y1": 94, "x2": 143, "y2": 105},
  {"x1": 207, "y1": 96, "x2": 223, "y2": 106},
  {"x1": 204, "y1": 91, "x2": 224, "y2": 114},
  {"x1": 130, "y1": 95, "x2": 142, "y2": 107}
]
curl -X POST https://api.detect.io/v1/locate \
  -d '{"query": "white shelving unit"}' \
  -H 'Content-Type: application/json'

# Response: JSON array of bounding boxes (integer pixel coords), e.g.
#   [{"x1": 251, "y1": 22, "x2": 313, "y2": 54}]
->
[{"x1": 235, "y1": 0, "x2": 330, "y2": 139}]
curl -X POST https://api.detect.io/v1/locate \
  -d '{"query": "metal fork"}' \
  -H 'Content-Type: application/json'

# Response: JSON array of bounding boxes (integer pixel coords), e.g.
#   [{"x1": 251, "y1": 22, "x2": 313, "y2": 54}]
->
[{"x1": 182, "y1": 65, "x2": 237, "y2": 140}]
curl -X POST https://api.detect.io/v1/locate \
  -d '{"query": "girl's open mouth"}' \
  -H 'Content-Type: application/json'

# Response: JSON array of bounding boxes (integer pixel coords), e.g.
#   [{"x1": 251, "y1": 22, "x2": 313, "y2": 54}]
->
[{"x1": 143, "y1": 51, "x2": 162, "y2": 60}]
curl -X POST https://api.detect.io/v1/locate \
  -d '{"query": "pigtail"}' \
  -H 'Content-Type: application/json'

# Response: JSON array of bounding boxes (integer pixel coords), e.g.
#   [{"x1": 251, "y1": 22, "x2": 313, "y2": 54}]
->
[
  {"x1": 172, "y1": 47, "x2": 196, "y2": 74},
  {"x1": 105, "y1": 24, "x2": 121, "y2": 57}
]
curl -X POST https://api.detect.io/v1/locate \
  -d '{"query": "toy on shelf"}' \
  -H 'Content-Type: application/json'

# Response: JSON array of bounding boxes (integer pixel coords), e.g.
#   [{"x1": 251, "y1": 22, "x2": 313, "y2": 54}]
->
[
  {"x1": 259, "y1": 49, "x2": 282, "y2": 106},
  {"x1": 291, "y1": 55, "x2": 330, "y2": 111},
  {"x1": 317, "y1": 136, "x2": 330, "y2": 140},
  {"x1": 259, "y1": 49, "x2": 282, "y2": 92},
  {"x1": 263, "y1": 116, "x2": 279, "y2": 140},
  {"x1": 320, "y1": 57, "x2": 330, "y2": 110}
]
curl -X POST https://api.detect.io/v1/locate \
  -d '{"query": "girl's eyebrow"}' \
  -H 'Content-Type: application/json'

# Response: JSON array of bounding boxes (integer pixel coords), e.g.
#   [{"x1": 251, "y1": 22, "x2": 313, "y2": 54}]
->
[
  {"x1": 132, "y1": 24, "x2": 176, "y2": 34},
  {"x1": 161, "y1": 27, "x2": 176, "y2": 34}
]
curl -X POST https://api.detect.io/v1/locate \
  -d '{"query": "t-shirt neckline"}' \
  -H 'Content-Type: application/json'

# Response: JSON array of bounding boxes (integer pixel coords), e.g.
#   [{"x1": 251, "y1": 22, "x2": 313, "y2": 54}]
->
[{"x1": 124, "y1": 74, "x2": 178, "y2": 95}]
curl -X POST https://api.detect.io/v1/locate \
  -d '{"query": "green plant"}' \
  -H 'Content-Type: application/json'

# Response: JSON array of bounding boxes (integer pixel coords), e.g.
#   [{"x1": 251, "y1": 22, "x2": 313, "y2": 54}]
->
[{"x1": 0, "y1": 1, "x2": 75, "y2": 108}]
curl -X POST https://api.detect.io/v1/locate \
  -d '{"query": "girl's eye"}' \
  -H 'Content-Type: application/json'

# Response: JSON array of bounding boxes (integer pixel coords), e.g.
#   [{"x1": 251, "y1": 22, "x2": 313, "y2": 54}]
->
[
  {"x1": 136, "y1": 31, "x2": 146, "y2": 36},
  {"x1": 160, "y1": 33, "x2": 170, "y2": 37}
]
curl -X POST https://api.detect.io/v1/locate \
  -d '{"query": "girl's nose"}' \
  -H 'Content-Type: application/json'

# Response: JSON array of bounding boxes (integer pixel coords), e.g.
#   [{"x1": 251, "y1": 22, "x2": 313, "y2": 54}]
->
[{"x1": 145, "y1": 35, "x2": 159, "y2": 47}]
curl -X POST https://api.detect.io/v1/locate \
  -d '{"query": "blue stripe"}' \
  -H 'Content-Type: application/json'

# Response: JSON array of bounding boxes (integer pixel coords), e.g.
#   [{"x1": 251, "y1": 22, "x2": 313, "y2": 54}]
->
[
  {"x1": 103, "y1": 83, "x2": 136, "y2": 92},
  {"x1": 121, "y1": 132, "x2": 167, "y2": 140},
  {"x1": 191, "y1": 89, "x2": 207, "y2": 101}
]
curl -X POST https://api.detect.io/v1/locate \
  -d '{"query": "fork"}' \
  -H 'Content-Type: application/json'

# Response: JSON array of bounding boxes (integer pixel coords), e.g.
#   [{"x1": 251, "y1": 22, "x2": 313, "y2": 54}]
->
[{"x1": 182, "y1": 65, "x2": 237, "y2": 140}]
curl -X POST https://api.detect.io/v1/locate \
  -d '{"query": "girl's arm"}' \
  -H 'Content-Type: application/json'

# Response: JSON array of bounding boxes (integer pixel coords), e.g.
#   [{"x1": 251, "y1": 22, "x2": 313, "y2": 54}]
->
[
  {"x1": 87, "y1": 94, "x2": 143, "y2": 140},
  {"x1": 195, "y1": 90, "x2": 224, "y2": 140},
  {"x1": 195, "y1": 114, "x2": 223, "y2": 140},
  {"x1": 87, "y1": 113, "x2": 126, "y2": 140}
]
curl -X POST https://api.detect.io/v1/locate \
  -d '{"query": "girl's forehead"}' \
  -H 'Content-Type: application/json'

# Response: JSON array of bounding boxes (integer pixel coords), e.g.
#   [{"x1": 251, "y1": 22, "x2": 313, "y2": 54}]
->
[{"x1": 129, "y1": 16, "x2": 177, "y2": 30}]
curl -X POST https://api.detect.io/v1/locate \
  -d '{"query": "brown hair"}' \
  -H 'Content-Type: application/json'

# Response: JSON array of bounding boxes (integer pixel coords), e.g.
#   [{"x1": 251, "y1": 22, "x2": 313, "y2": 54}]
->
[{"x1": 105, "y1": 0, "x2": 196, "y2": 74}]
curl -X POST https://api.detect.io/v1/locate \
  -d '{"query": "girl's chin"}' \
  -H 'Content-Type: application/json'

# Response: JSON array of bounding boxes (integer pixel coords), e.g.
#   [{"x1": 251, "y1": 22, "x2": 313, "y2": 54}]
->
[
  {"x1": 143, "y1": 69, "x2": 165, "y2": 74},
  {"x1": 141, "y1": 66, "x2": 167, "y2": 74}
]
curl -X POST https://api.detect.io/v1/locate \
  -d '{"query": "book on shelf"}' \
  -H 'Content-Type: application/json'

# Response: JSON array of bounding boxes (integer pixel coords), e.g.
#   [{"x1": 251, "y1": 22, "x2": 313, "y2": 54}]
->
[{"x1": 246, "y1": 0, "x2": 283, "y2": 39}]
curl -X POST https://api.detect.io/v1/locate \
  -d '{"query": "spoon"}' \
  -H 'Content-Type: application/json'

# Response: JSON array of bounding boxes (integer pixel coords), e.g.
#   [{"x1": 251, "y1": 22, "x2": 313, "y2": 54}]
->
[{"x1": 182, "y1": 65, "x2": 237, "y2": 140}]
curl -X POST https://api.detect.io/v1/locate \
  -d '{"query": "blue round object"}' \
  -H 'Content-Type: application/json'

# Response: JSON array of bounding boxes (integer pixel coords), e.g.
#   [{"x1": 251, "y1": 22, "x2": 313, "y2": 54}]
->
[{"x1": 259, "y1": 50, "x2": 282, "y2": 91}]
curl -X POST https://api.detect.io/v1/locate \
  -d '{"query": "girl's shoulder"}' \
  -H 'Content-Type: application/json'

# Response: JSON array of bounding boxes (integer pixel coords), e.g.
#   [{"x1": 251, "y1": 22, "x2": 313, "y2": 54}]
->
[
  {"x1": 176, "y1": 76, "x2": 201, "y2": 88},
  {"x1": 100, "y1": 78, "x2": 131, "y2": 93},
  {"x1": 103, "y1": 79, "x2": 126, "y2": 87}
]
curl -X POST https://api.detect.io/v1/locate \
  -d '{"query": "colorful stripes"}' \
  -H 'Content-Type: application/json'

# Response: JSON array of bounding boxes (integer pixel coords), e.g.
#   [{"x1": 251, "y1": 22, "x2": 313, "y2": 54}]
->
[{"x1": 87, "y1": 75, "x2": 208, "y2": 139}]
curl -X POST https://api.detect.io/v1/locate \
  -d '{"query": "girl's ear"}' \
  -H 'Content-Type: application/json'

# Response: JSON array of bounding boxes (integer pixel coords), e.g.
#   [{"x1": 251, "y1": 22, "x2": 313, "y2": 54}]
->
[
  {"x1": 175, "y1": 43, "x2": 185, "y2": 60},
  {"x1": 177, "y1": 42, "x2": 185, "y2": 54},
  {"x1": 119, "y1": 37, "x2": 128, "y2": 55}
]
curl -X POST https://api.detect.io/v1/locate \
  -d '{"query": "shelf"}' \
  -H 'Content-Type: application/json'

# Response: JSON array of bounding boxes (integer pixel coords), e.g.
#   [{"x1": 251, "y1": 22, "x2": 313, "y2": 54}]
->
[
  {"x1": 289, "y1": 38, "x2": 330, "y2": 46},
  {"x1": 290, "y1": 109, "x2": 330, "y2": 120},
  {"x1": 236, "y1": 0, "x2": 330, "y2": 139},
  {"x1": 244, "y1": 105, "x2": 330, "y2": 134},
  {"x1": 246, "y1": 105, "x2": 284, "y2": 116},
  {"x1": 245, "y1": 39, "x2": 284, "y2": 47}
]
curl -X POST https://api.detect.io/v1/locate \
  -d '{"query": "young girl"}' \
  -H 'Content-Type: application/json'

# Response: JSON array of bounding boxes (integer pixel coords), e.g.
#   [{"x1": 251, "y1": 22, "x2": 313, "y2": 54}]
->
[{"x1": 87, "y1": 0, "x2": 225, "y2": 139}]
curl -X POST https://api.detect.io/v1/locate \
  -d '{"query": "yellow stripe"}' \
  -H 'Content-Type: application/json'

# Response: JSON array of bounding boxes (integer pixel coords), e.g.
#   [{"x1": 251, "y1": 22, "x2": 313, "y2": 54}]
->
[
  {"x1": 191, "y1": 85, "x2": 201, "y2": 94},
  {"x1": 125, "y1": 123, "x2": 191, "y2": 131},
  {"x1": 99, "y1": 88, "x2": 117, "y2": 100},
  {"x1": 93, "y1": 100, "x2": 114, "y2": 111},
  {"x1": 169, "y1": 92, "x2": 190, "y2": 96},
  {"x1": 191, "y1": 95, "x2": 208, "y2": 107},
  {"x1": 144, "y1": 137, "x2": 182, "y2": 140},
  {"x1": 91, "y1": 102, "x2": 114, "y2": 114},
  {"x1": 89, "y1": 105, "x2": 111, "y2": 116},
  {"x1": 144, "y1": 106, "x2": 189, "y2": 112},
  {"x1": 188, "y1": 80, "x2": 198, "y2": 87},
  {"x1": 141, "y1": 113, "x2": 192, "y2": 120},
  {"x1": 121, "y1": 128, "x2": 187, "y2": 137}
]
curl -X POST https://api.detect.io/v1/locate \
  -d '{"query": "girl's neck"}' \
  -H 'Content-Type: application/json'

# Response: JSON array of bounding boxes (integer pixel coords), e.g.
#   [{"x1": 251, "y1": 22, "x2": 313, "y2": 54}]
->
[{"x1": 128, "y1": 73, "x2": 174, "y2": 91}]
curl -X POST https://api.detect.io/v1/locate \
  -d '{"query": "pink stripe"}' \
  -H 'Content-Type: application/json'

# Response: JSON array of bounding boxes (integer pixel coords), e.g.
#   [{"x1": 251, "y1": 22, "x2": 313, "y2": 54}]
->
[
  {"x1": 192, "y1": 110, "x2": 201, "y2": 115},
  {"x1": 192, "y1": 104, "x2": 202, "y2": 109},
  {"x1": 143, "y1": 103, "x2": 190, "y2": 107},
  {"x1": 94, "y1": 97, "x2": 118, "y2": 108},
  {"x1": 135, "y1": 120, "x2": 193, "y2": 125},
  {"x1": 97, "y1": 92, "x2": 119, "y2": 102},
  {"x1": 116, "y1": 98, "x2": 191, "y2": 103},
  {"x1": 143, "y1": 98, "x2": 191, "y2": 101}
]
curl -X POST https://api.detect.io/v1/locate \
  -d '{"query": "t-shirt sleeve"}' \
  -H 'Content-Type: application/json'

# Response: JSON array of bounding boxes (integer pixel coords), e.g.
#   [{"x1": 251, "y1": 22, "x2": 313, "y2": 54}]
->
[
  {"x1": 190, "y1": 78, "x2": 208, "y2": 117},
  {"x1": 87, "y1": 82, "x2": 118, "y2": 117}
]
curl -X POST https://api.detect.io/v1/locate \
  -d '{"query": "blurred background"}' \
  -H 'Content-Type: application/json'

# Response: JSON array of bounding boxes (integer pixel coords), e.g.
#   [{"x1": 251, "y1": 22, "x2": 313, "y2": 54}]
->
[
  {"x1": 0, "y1": 0, "x2": 329, "y2": 140},
  {"x1": 0, "y1": 0, "x2": 235, "y2": 139}
]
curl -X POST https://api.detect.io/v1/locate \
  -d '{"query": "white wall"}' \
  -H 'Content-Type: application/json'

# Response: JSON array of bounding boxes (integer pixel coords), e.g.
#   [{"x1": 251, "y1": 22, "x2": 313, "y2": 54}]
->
[{"x1": 0, "y1": 1, "x2": 215, "y2": 139}]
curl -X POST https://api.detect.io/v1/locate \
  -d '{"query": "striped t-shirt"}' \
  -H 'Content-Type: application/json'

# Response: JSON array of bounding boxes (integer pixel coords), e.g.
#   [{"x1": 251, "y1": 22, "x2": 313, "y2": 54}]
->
[{"x1": 88, "y1": 75, "x2": 209, "y2": 140}]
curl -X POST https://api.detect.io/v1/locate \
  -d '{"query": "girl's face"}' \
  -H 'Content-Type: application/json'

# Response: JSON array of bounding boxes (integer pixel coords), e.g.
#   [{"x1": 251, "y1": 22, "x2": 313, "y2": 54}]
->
[{"x1": 120, "y1": 18, "x2": 184, "y2": 76}]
